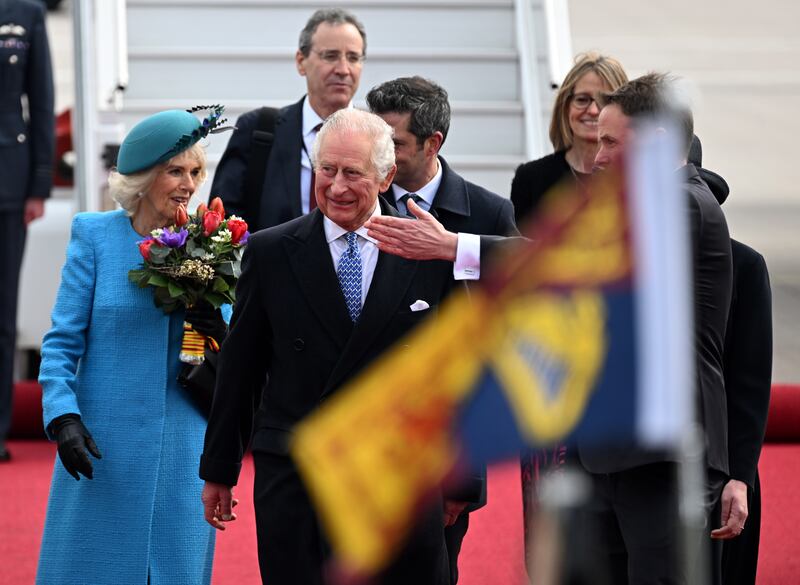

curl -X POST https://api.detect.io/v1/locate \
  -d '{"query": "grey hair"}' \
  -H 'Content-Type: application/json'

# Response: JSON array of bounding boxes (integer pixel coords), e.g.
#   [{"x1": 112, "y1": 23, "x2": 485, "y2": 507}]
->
[
  {"x1": 298, "y1": 8, "x2": 367, "y2": 57},
  {"x1": 311, "y1": 109, "x2": 395, "y2": 181},
  {"x1": 109, "y1": 142, "x2": 208, "y2": 215}
]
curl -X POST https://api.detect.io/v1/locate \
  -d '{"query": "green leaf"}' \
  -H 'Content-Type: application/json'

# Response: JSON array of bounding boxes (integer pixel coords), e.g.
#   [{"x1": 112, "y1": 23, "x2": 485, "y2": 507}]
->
[
  {"x1": 204, "y1": 292, "x2": 226, "y2": 309},
  {"x1": 128, "y1": 269, "x2": 148, "y2": 287},
  {"x1": 212, "y1": 277, "x2": 229, "y2": 293},
  {"x1": 153, "y1": 286, "x2": 175, "y2": 311},
  {"x1": 150, "y1": 245, "x2": 170, "y2": 260},
  {"x1": 148, "y1": 273, "x2": 169, "y2": 287},
  {"x1": 216, "y1": 261, "x2": 234, "y2": 276},
  {"x1": 168, "y1": 280, "x2": 186, "y2": 298}
]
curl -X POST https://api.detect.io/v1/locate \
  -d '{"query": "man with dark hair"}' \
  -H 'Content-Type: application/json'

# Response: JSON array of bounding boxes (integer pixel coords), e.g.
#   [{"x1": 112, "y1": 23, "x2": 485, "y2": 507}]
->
[
  {"x1": 211, "y1": 8, "x2": 366, "y2": 232},
  {"x1": 596, "y1": 72, "x2": 695, "y2": 162},
  {"x1": 583, "y1": 73, "x2": 733, "y2": 585},
  {"x1": 365, "y1": 76, "x2": 518, "y2": 278},
  {"x1": 367, "y1": 76, "x2": 518, "y2": 583}
]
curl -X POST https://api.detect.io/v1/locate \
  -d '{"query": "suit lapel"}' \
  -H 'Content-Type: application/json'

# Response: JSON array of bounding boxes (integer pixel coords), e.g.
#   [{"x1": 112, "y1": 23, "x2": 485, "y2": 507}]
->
[
  {"x1": 272, "y1": 98, "x2": 304, "y2": 218},
  {"x1": 284, "y1": 210, "x2": 353, "y2": 349},
  {"x1": 322, "y1": 199, "x2": 420, "y2": 396},
  {"x1": 430, "y1": 156, "x2": 470, "y2": 221}
]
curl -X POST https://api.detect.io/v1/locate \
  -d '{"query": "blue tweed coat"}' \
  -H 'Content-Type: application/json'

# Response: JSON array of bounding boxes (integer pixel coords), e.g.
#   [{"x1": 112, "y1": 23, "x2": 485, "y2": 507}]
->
[{"x1": 37, "y1": 210, "x2": 217, "y2": 585}]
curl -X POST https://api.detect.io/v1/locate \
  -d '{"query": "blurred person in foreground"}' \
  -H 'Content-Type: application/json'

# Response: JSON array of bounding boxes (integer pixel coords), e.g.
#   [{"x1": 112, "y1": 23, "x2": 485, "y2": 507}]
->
[
  {"x1": 687, "y1": 136, "x2": 772, "y2": 585},
  {"x1": 510, "y1": 52, "x2": 627, "y2": 225},
  {"x1": 212, "y1": 8, "x2": 367, "y2": 232},
  {"x1": 36, "y1": 109, "x2": 229, "y2": 585},
  {"x1": 0, "y1": 0, "x2": 54, "y2": 462},
  {"x1": 509, "y1": 52, "x2": 628, "y2": 566},
  {"x1": 366, "y1": 75, "x2": 518, "y2": 584},
  {"x1": 579, "y1": 73, "x2": 733, "y2": 585},
  {"x1": 200, "y1": 108, "x2": 460, "y2": 585}
]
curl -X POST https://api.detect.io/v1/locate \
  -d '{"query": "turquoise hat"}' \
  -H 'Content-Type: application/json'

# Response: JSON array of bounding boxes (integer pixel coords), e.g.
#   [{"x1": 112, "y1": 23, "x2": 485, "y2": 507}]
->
[{"x1": 116, "y1": 105, "x2": 229, "y2": 175}]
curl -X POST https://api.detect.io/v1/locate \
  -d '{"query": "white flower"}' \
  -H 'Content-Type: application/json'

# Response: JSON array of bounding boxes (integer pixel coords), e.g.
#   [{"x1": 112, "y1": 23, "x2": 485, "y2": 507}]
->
[
  {"x1": 150, "y1": 228, "x2": 164, "y2": 238},
  {"x1": 211, "y1": 229, "x2": 232, "y2": 243}
]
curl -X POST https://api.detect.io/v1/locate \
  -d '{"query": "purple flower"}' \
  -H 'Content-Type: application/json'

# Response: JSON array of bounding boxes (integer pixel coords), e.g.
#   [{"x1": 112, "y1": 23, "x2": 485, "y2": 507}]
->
[
  {"x1": 158, "y1": 227, "x2": 188, "y2": 248},
  {"x1": 238, "y1": 230, "x2": 250, "y2": 246}
]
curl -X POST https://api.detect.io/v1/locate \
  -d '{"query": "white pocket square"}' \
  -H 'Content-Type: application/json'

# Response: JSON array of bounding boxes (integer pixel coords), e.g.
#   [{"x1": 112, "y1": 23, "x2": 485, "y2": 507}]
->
[{"x1": 409, "y1": 300, "x2": 430, "y2": 312}]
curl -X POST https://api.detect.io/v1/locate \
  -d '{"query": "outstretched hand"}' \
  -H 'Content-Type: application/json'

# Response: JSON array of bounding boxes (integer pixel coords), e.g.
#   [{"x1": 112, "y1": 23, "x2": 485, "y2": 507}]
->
[{"x1": 365, "y1": 199, "x2": 458, "y2": 261}]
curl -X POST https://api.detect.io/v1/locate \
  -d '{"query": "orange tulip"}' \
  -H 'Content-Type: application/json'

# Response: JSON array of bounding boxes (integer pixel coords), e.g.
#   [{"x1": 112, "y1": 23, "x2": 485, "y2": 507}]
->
[
  {"x1": 196, "y1": 202, "x2": 208, "y2": 218},
  {"x1": 209, "y1": 196, "x2": 225, "y2": 217},
  {"x1": 175, "y1": 204, "x2": 189, "y2": 227}
]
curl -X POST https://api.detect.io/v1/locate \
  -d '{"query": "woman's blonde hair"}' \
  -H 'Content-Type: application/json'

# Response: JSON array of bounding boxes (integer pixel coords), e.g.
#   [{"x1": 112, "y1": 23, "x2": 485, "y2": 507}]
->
[
  {"x1": 108, "y1": 142, "x2": 208, "y2": 215},
  {"x1": 549, "y1": 52, "x2": 628, "y2": 151}
]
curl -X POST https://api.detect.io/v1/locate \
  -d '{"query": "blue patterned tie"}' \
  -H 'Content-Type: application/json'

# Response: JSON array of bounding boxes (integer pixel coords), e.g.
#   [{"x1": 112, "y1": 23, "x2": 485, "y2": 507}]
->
[{"x1": 337, "y1": 232, "x2": 362, "y2": 322}]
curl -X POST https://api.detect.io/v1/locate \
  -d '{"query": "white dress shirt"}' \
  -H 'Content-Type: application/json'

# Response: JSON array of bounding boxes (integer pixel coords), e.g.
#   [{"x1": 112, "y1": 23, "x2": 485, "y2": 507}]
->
[
  {"x1": 300, "y1": 98, "x2": 325, "y2": 214},
  {"x1": 323, "y1": 203, "x2": 382, "y2": 306},
  {"x1": 390, "y1": 160, "x2": 481, "y2": 280}
]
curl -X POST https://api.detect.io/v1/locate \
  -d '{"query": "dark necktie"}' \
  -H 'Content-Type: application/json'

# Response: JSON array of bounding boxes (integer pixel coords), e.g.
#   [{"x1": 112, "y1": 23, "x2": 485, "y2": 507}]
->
[
  {"x1": 337, "y1": 232, "x2": 362, "y2": 322},
  {"x1": 307, "y1": 123, "x2": 323, "y2": 211},
  {"x1": 398, "y1": 193, "x2": 424, "y2": 218}
]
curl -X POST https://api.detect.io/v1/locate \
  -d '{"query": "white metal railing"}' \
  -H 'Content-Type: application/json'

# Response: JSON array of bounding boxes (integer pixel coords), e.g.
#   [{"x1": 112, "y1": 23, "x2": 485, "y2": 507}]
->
[
  {"x1": 513, "y1": 0, "x2": 548, "y2": 160},
  {"x1": 543, "y1": 0, "x2": 574, "y2": 87}
]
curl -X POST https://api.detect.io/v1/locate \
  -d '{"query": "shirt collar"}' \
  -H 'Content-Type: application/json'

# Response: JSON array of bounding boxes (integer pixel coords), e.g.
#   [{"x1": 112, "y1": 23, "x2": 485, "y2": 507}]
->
[
  {"x1": 390, "y1": 157, "x2": 442, "y2": 207},
  {"x1": 323, "y1": 201, "x2": 381, "y2": 245},
  {"x1": 302, "y1": 97, "x2": 326, "y2": 138},
  {"x1": 302, "y1": 97, "x2": 355, "y2": 137}
]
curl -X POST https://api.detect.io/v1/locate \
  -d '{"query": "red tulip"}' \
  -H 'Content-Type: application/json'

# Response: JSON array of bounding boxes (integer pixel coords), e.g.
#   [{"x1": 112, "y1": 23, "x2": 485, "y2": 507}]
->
[
  {"x1": 196, "y1": 202, "x2": 208, "y2": 218},
  {"x1": 138, "y1": 238, "x2": 157, "y2": 261},
  {"x1": 209, "y1": 196, "x2": 225, "y2": 217},
  {"x1": 175, "y1": 204, "x2": 189, "y2": 227},
  {"x1": 203, "y1": 210, "x2": 222, "y2": 236},
  {"x1": 228, "y1": 218, "x2": 248, "y2": 244}
]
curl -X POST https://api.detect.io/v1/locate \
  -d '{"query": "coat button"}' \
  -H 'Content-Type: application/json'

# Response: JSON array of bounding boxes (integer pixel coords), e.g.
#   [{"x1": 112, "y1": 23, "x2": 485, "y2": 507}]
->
[
  {"x1": 17, "y1": 134, "x2": 25, "y2": 143},
  {"x1": 9, "y1": 54, "x2": 18, "y2": 64},
  {"x1": 293, "y1": 338, "x2": 305, "y2": 351}
]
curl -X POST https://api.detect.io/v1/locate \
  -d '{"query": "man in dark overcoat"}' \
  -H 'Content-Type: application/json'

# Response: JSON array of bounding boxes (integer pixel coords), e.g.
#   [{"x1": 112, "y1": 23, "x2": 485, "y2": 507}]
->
[
  {"x1": 0, "y1": 0, "x2": 54, "y2": 462},
  {"x1": 200, "y1": 109, "x2": 466, "y2": 585},
  {"x1": 211, "y1": 8, "x2": 366, "y2": 233}
]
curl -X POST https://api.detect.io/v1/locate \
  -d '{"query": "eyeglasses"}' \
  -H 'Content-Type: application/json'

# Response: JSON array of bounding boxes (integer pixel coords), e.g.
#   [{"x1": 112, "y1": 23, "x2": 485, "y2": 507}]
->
[
  {"x1": 570, "y1": 93, "x2": 600, "y2": 110},
  {"x1": 313, "y1": 50, "x2": 365, "y2": 65}
]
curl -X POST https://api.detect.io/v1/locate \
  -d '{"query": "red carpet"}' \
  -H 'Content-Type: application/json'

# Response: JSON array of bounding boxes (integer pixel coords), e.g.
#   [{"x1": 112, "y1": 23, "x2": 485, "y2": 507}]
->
[
  {"x1": 3, "y1": 383, "x2": 798, "y2": 583},
  {"x1": 4, "y1": 442, "x2": 798, "y2": 585},
  {"x1": 0, "y1": 441, "x2": 525, "y2": 585}
]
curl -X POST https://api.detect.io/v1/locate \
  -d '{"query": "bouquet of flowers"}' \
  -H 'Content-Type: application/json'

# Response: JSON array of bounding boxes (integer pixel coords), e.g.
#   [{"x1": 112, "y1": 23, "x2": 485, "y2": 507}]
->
[{"x1": 128, "y1": 197, "x2": 248, "y2": 363}]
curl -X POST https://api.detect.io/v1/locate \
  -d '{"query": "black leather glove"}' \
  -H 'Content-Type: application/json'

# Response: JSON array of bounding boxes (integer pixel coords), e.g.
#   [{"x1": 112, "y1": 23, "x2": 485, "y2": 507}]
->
[
  {"x1": 185, "y1": 301, "x2": 228, "y2": 345},
  {"x1": 49, "y1": 414, "x2": 102, "y2": 481}
]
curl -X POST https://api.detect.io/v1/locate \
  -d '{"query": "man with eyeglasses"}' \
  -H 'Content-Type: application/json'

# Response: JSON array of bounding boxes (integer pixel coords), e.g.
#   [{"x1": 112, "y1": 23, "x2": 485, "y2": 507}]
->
[{"x1": 211, "y1": 8, "x2": 366, "y2": 232}]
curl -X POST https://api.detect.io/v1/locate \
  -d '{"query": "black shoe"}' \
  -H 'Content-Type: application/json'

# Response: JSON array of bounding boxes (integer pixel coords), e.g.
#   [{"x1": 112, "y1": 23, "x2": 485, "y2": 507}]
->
[{"x1": 0, "y1": 443, "x2": 10, "y2": 462}]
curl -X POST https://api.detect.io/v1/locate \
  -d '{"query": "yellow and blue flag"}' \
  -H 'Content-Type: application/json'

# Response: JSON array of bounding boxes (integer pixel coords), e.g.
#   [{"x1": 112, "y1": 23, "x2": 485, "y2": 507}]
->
[{"x1": 291, "y1": 134, "x2": 691, "y2": 574}]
